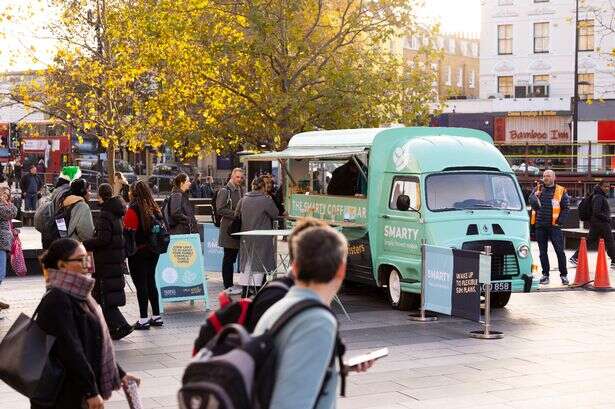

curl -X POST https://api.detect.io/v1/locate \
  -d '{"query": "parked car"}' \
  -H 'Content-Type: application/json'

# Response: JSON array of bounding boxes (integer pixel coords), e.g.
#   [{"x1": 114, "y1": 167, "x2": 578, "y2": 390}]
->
[{"x1": 154, "y1": 162, "x2": 196, "y2": 176}]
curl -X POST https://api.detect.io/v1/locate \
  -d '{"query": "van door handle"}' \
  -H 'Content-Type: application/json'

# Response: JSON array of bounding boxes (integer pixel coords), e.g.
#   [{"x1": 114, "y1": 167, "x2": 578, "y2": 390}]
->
[{"x1": 380, "y1": 214, "x2": 390, "y2": 219}]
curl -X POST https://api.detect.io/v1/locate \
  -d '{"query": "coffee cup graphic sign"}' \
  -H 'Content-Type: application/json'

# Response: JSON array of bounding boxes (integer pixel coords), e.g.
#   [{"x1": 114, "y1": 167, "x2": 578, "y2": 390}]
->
[{"x1": 155, "y1": 233, "x2": 207, "y2": 311}]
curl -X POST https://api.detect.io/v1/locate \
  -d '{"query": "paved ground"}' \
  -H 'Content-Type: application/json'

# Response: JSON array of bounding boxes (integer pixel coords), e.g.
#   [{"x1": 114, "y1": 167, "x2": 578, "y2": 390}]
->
[{"x1": 1, "y1": 238, "x2": 615, "y2": 408}]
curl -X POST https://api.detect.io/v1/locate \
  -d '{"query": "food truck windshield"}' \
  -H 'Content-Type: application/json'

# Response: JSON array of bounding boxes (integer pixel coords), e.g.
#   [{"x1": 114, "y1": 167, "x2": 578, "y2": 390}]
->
[{"x1": 425, "y1": 172, "x2": 523, "y2": 212}]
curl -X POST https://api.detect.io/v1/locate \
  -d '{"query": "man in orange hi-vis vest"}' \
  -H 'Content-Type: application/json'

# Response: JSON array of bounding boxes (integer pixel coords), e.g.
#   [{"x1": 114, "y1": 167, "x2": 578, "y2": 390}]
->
[{"x1": 529, "y1": 170, "x2": 570, "y2": 285}]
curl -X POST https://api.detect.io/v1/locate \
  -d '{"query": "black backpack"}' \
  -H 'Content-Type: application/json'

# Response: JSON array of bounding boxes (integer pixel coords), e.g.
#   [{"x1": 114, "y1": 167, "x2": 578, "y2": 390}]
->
[
  {"x1": 211, "y1": 187, "x2": 230, "y2": 227},
  {"x1": 193, "y1": 277, "x2": 294, "y2": 355},
  {"x1": 578, "y1": 193, "x2": 594, "y2": 222},
  {"x1": 179, "y1": 299, "x2": 346, "y2": 409},
  {"x1": 148, "y1": 214, "x2": 171, "y2": 254},
  {"x1": 43, "y1": 203, "x2": 76, "y2": 247},
  {"x1": 160, "y1": 196, "x2": 174, "y2": 228}
]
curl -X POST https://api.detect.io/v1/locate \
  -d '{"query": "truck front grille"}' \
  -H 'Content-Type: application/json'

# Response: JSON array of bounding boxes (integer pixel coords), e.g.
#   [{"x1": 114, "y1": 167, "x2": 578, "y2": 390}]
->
[{"x1": 461, "y1": 240, "x2": 519, "y2": 280}]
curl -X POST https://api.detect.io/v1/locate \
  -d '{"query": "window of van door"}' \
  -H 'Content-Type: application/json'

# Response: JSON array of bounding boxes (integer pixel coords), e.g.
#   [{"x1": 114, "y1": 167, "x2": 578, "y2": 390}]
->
[{"x1": 389, "y1": 177, "x2": 421, "y2": 210}]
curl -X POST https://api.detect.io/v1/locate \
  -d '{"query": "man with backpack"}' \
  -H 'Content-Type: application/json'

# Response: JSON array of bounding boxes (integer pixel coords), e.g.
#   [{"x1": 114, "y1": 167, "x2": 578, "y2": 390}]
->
[
  {"x1": 215, "y1": 168, "x2": 244, "y2": 295},
  {"x1": 251, "y1": 225, "x2": 353, "y2": 409},
  {"x1": 529, "y1": 169, "x2": 570, "y2": 285},
  {"x1": 571, "y1": 179, "x2": 615, "y2": 268}
]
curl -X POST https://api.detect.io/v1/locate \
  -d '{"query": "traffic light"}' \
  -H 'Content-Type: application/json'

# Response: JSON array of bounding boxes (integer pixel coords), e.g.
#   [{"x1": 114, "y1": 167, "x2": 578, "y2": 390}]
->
[{"x1": 9, "y1": 123, "x2": 20, "y2": 149}]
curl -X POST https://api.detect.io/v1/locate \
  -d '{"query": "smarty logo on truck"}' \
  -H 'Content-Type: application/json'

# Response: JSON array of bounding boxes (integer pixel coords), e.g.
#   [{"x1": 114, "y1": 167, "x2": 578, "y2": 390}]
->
[{"x1": 244, "y1": 127, "x2": 536, "y2": 311}]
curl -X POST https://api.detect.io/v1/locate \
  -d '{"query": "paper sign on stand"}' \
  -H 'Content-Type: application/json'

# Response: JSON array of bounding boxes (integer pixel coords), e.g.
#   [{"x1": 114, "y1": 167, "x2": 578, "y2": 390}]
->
[{"x1": 156, "y1": 233, "x2": 207, "y2": 312}]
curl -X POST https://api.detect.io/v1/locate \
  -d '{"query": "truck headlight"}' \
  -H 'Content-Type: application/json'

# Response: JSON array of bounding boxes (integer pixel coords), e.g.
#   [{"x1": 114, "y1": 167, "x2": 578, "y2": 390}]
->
[{"x1": 517, "y1": 244, "x2": 530, "y2": 259}]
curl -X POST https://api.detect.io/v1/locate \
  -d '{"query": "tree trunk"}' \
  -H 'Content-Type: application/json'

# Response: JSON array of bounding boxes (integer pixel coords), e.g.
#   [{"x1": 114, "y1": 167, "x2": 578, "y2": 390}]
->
[{"x1": 107, "y1": 140, "x2": 116, "y2": 187}]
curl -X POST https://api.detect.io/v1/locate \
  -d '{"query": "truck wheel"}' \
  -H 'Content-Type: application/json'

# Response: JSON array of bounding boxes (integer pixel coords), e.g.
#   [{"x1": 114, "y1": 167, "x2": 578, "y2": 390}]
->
[
  {"x1": 490, "y1": 291, "x2": 511, "y2": 309},
  {"x1": 387, "y1": 269, "x2": 419, "y2": 311}
]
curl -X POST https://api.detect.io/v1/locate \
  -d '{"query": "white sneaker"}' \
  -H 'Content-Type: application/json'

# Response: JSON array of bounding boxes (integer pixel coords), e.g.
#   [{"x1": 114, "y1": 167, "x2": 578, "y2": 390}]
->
[{"x1": 228, "y1": 286, "x2": 242, "y2": 295}]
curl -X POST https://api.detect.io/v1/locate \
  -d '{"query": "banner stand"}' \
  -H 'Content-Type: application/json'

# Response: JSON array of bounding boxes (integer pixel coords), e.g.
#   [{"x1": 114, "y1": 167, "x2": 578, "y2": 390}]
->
[
  {"x1": 408, "y1": 244, "x2": 438, "y2": 322},
  {"x1": 470, "y1": 246, "x2": 503, "y2": 340}
]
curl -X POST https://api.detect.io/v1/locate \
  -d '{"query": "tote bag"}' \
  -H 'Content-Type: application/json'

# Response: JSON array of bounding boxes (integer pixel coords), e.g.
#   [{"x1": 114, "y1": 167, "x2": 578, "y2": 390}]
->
[
  {"x1": 0, "y1": 309, "x2": 65, "y2": 405},
  {"x1": 10, "y1": 228, "x2": 27, "y2": 276}
]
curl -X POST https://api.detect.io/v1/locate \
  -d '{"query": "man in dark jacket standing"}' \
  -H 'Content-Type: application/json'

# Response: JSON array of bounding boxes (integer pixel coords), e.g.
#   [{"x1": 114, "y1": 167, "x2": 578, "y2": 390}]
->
[
  {"x1": 529, "y1": 169, "x2": 570, "y2": 285},
  {"x1": 20, "y1": 165, "x2": 43, "y2": 210},
  {"x1": 216, "y1": 168, "x2": 244, "y2": 295},
  {"x1": 571, "y1": 180, "x2": 615, "y2": 268}
]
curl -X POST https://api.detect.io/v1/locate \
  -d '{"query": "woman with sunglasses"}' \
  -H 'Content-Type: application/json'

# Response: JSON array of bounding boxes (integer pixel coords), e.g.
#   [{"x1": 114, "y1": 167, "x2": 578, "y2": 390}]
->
[
  {"x1": 33, "y1": 238, "x2": 140, "y2": 409},
  {"x1": 124, "y1": 180, "x2": 164, "y2": 330}
]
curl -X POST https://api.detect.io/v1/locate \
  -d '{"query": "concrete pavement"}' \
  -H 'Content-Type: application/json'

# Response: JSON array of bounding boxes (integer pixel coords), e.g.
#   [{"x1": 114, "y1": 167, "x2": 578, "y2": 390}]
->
[{"x1": 1, "y1": 239, "x2": 615, "y2": 408}]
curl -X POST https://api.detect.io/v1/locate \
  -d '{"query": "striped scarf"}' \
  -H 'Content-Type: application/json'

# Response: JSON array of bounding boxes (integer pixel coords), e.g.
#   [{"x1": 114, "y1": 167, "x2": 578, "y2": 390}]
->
[{"x1": 46, "y1": 269, "x2": 121, "y2": 399}]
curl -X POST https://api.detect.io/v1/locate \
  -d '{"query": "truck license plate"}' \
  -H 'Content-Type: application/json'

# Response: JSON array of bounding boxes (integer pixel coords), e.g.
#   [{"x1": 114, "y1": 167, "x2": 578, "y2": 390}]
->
[{"x1": 480, "y1": 281, "x2": 511, "y2": 293}]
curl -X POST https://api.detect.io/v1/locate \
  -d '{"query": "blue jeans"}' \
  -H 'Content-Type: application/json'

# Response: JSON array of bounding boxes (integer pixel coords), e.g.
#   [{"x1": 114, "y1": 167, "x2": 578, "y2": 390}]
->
[
  {"x1": 535, "y1": 226, "x2": 568, "y2": 277},
  {"x1": 0, "y1": 250, "x2": 7, "y2": 285},
  {"x1": 25, "y1": 193, "x2": 37, "y2": 211}
]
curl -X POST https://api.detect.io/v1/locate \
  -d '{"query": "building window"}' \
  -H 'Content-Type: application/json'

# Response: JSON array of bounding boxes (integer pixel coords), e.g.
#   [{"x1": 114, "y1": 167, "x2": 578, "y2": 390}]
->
[
  {"x1": 534, "y1": 0, "x2": 549, "y2": 3},
  {"x1": 460, "y1": 41, "x2": 468, "y2": 56},
  {"x1": 437, "y1": 36, "x2": 445, "y2": 49},
  {"x1": 498, "y1": 24, "x2": 513, "y2": 55},
  {"x1": 471, "y1": 43, "x2": 479, "y2": 57},
  {"x1": 445, "y1": 66, "x2": 452, "y2": 86},
  {"x1": 469, "y1": 70, "x2": 476, "y2": 88},
  {"x1": 409, "y1": 36, "x2": 419, "y2": 50},
  {"x1": 579, "y1": 20, "x2": 594, "y2": 51},
  {"x1": 578, "y1": 73, "x2": 594, "y2": 99},
  {"x1": 533, "y1": 74, "x2": 549, "y2": 97},
  {"x1": 498, "y1": 76, "x2": 513, "y2": 97},
  {"x1": 534, "y1": 22, "x2": 549, "y2": 53},
  {"x1": 457, "y1": 67, "x2": 463, "y2": 87},
  {"x1": 431, "y1": 63, "x2": 439, "y2": 87},
  {"x1": 448, "y1": 38, "x2": 456, "y2": 54},
  {"x1": 498, "y1": 0, "x2": 514, "y2": 5}
]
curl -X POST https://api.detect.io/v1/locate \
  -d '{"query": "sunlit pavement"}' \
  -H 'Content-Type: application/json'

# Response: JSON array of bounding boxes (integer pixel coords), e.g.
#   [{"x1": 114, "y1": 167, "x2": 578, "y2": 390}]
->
[{"x1": 1, "y1": 241, "x2": 615, "y2": 408}]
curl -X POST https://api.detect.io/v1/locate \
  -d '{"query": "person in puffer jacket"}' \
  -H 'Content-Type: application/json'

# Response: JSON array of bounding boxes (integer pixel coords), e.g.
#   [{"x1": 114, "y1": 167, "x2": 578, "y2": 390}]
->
[{"x1": 61, "y1": 179, "x2": 95, "y2": 243}]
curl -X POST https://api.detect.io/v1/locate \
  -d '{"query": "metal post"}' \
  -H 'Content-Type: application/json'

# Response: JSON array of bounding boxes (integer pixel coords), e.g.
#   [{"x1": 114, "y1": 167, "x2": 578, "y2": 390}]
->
[
  {"x1": 572, "y1": 0, "x2": 580, "y2": 172},
  {"x1": 409, "y1": 244, "x2": 437, "y2": 322},
  {"x1": 470, "y1": 246, "x2": 503, "y2": 339},
  {"x1": 588, "y1": 141, "x2": 592, "y2": 177}
]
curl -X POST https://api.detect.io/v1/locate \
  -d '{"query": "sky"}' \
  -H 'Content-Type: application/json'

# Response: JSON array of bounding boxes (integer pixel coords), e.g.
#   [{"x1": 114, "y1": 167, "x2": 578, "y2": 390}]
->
[{"x1": 0, "y1": 0, "x2": 482, "y2": 71}]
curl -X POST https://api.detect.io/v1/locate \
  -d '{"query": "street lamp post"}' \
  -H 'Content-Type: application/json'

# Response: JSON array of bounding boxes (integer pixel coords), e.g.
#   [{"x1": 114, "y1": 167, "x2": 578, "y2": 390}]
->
[{"x1": 573, "y1": 0, "x2": 580, "y2": 173}]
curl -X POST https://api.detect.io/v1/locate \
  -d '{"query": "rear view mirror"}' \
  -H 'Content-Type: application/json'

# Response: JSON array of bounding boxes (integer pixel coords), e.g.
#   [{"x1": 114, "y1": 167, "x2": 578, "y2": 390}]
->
[{"x1": 396, "y1": 194, "x2": 411, "y2": 211}]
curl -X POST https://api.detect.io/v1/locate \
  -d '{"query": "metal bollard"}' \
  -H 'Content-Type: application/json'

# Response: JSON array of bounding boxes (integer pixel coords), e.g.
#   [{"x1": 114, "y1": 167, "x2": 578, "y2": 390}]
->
[
  {"x1": 409, "y1": 244, "x2": 437, "y2": 322},
  {"x1": 470, "y1": 246, "x2": 503, "y2": 339}
]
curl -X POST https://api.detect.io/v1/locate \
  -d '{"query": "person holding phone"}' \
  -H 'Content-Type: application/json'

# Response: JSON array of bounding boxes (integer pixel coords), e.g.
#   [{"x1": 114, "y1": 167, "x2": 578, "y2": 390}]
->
[
  {"x1": 253, "y1": 225, "x2": 374, "y2": 409},
  {"x1": 33, "y1": 238, "x2": 140, "y2": 409},
  {"x1": 0, "y1": 186, "x2": 17, "y2": 312}
]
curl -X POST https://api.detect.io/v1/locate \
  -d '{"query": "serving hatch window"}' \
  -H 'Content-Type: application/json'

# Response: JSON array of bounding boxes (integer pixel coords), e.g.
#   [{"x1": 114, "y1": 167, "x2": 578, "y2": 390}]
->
[
  {"x1": 426, "y1": 173, "x2": 523, "y2": 211},
  {"x1": 305, "y1": 156, "x2": 368, "y2": 196}
]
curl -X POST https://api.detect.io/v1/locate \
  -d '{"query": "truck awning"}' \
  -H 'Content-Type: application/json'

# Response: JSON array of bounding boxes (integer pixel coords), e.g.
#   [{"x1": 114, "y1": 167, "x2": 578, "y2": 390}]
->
[{"x1": 241, "y1": 146, "x2": 368, "y2": 161}]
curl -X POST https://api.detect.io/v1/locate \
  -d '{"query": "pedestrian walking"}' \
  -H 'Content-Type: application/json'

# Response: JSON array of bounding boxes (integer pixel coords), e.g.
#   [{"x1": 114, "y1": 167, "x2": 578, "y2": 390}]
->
[
  {"x1": 571, "y1": 179, "x2": 615, "y2": 268},
  {"x1": 20, "y1": 165, "x2": 43, "y2": 211},
  {"x1": 5, "y1": 162, "x2": 14, "y2": 191},
  {"x1": 34, "y1": 238, "x2": 140, "y2": 409},
  {"x1": 190, "y1": 173, "x2": 204, "y2": 198},
  {"x1": 216, "y1": 168, "x2": 244, "y2": 294},
  {"x1": 253, "y1": 225, "x2": 373, "y2": 409},
  {"x1": 13, "y1": 158, "x2": 22, "y2": 189},
  {"x1": 168, "y1": 173, "x2": 198, "y2": 235},
  {"x1": 529, "y1": 169, "x2": 570, "y2": 285},
  {"x1": 61, "y1": 178, "x2": 95, "y2": 242},
  {"x1": 236, "y1": 176, "x2": 280, "y2": 279},
  {"x1": 123, "y1": 180, "x2": 164, "y2": 330},
  {"x1": 84, "y1": 184, "x2": 133, "y2": 340},
  {"x1": 203, "y1": 176, "x2": 215, "y2": 199},
  {"x1": 113, "y1": 172, "x2": 130, "y2": 203},
  {"x1": 0, "y1": 186, "x2": 17, "y2": 313}
]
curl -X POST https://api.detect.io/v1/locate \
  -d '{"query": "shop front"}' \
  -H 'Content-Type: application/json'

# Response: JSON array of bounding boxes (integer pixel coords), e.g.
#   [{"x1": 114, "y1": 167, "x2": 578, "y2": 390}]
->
[{"x1": 494, "y1": 112, "x2": 572, "y2": 172}]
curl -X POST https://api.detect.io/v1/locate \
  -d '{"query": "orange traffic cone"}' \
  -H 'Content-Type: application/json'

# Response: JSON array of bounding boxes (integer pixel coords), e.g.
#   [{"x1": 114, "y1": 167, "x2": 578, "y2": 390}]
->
[
  {"x1": 573, "y1": 238, "x2": 590, "y2": 286},
  {"x1": 592, "y1": 239, "x2": 612, "y2": 291}
]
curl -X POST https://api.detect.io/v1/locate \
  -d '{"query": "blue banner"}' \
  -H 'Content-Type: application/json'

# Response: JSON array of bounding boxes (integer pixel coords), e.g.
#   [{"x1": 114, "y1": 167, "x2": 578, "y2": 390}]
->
[
  {"x1": 156, "y1": 233, "x2": 208, "y2": 311},
  {"x1": 423, "y1": 245, "x2": 454, "y2": 315},
  {"x1": 202, "y1": 223, "x2": 238, "y2": 272}
]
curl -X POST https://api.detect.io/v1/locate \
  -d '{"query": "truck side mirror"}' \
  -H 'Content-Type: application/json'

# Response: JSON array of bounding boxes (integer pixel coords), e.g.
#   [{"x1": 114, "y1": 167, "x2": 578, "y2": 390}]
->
[{"x1": 396, "y1": 194, "x2": 411, "y2": 211}]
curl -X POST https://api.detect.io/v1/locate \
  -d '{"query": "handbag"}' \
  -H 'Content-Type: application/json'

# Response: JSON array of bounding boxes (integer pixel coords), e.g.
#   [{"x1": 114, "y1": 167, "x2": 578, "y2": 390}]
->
[
  {"x1": 10, "y1": 228, "x2": 27, "y2": 276},
  {"x1": 0, "y1": 305, "x2": 65, "y2": 405},
  {"x1": 227, "y1": 216, "x2": 242, "y2": 236}
]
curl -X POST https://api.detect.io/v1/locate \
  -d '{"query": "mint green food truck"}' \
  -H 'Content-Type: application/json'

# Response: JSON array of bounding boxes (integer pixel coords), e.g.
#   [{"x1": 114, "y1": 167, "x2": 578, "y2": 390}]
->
[{"x1": 243, "y1": 127, "x2": 537, "y2": 310}]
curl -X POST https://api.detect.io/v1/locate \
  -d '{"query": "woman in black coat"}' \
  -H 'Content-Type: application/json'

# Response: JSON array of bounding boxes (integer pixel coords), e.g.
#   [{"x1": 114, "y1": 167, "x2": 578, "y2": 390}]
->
[
  {"x1": 168, "y1": 172, "x2": 198, "y2": 235},
  {"x1": 84, "y1": 183, "x2": 132, "y2": 340},
  {"x1": 34, "y1": 238, "x2": 140, "y2": 409}
]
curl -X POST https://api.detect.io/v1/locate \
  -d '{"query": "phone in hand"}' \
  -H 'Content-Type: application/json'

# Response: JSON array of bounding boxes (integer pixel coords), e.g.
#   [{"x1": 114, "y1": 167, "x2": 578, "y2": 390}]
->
[{"x1": 344, "y1": 347, "x2": 389, "y2": 369}]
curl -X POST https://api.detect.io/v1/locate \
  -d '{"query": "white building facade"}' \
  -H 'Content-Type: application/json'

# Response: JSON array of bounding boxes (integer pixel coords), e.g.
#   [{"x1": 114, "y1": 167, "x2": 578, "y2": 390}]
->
[{"x1": 480, "y1": 0, "x2": 615, "y2": 100}]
